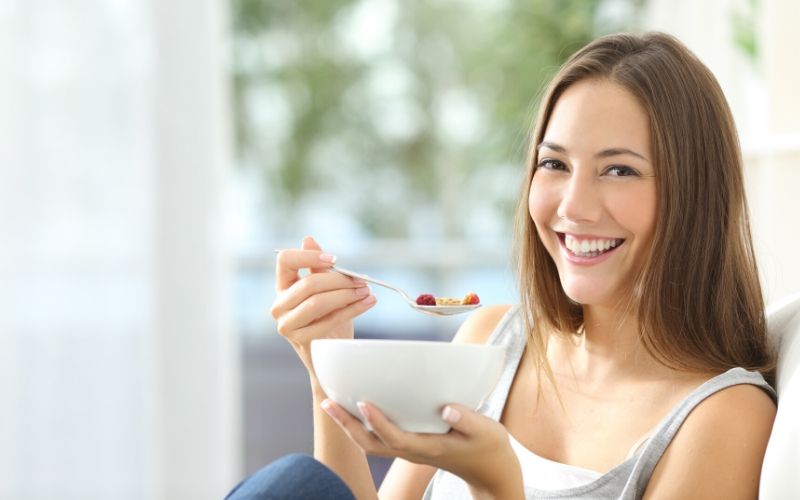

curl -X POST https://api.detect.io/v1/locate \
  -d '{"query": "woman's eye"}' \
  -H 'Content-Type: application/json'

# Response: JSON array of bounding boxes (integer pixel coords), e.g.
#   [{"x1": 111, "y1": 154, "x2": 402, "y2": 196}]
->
[
  {"x1": 604, "y1": 165, "x2": 639, "y2": 177},
  {"x1": 537, "y1": 159, "x2": 567, "y2": 171}
]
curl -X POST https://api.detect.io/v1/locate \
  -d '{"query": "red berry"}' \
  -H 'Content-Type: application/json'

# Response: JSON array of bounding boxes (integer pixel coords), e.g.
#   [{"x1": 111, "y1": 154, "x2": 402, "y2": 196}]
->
[
  {"x1": 416, "y1": 294, "x2": 436, "y2": 306},
  {"x1": 462, "y1": 292, "x2": 480, "y2": 305}
]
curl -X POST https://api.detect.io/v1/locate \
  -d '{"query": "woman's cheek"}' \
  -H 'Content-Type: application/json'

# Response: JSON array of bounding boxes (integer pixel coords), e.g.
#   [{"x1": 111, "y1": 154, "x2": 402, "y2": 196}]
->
[{"x1": 528, "y1": 177, "x2": 554, "y2": 225}]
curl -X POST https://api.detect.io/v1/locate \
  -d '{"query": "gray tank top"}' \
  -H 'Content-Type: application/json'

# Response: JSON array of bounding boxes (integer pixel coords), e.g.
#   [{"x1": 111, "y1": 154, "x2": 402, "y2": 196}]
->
[{"x1": 422, "y1": 306, "x2": 776, "y2": 500}]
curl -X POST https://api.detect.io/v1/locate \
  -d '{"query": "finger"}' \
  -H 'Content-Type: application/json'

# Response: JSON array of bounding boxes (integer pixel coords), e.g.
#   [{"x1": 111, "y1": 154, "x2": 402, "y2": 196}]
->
[
  {"x1": 276, "y1": 286, "x2": 373, "y2": 333},
  {"x1": 275, "y1": 247, "x2": 336, "y2": 291},
  {"x1": 301, "y1": 236, "x2": 331, "y2": 275},
  {"x1": 358, "y1": 401, "x2": 448, "y2": 463},
  {"x1": 288, "y1": 294, "x2": 377, "y2": 342},
  {"x1": 271, "y1": 271, "x2": 366, "y2": 320},
  {"x1": 302, "y1": 235, "x2": 320, "y2": 251},
  {"x1": 321, "y1": 399, "x2": 389, "y2": 456},
  {"x1": 357, "y1": 401, "x2": 419, "y2": 451},
  {"x1": 356, "y1": 401, "x2": 412, "y2": 450},
  {"x1": 440, "y1": 403, "x2": 486, "y2": 437}
]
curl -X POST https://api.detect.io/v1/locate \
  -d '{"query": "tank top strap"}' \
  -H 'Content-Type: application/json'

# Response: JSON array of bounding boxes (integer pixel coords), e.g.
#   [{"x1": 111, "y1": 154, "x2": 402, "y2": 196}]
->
[
  {"x1": 474, "y1": 305, "x2": 526, "y2": 421},
  {"x1": 623, "y1": 367, "x2": 777, "y2": 495}
]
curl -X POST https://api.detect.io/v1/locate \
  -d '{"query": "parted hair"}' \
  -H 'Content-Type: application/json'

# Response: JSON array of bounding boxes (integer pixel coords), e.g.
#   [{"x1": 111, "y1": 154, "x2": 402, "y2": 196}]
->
[{"x1": 514, "y1": 32, "x2": 776, "y2": 385}]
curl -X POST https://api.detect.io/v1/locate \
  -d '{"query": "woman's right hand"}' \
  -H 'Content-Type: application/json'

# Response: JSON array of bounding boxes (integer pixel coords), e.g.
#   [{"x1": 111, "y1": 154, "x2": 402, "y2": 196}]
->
[{"x1": 270, "y1": 236, "x2": 377, "y2": 370}]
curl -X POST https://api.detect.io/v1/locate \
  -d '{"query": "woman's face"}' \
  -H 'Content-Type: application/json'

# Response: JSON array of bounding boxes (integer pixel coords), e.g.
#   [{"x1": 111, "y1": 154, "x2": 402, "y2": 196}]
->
[{"x1": 529, "y1": 79, "x2": 656, "y2": 308}]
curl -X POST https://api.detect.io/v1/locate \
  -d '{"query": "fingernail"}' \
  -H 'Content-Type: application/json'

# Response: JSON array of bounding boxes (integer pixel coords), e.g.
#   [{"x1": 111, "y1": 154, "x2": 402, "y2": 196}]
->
[
  {"x1": 355, "y1": 286, "x2": 370, "y2": 297},
  {"x1": 321, "y1": 399, "x2": 335, "y2": 417},
  {"x1": 362, "y1": 295, "x2": 377, "y2": 305},
  {"x1": 442, "y1": 406, "x2": 461, "y2": 424},
  {"x1": 357, "y1": 401, "x2": 370, "y2": 420},
  {"x1": 319, "y1": 253, "x2": 336, "y2": 263}
]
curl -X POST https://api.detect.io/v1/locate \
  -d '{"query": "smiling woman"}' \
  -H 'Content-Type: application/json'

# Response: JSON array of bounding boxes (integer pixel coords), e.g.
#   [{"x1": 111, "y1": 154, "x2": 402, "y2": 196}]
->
[
  {"x1": 517, "y1": 32, "x2": 774, "y2": 384},
  {"x1": 227, "y1": 32, "x2": 777, "y2": 500}
]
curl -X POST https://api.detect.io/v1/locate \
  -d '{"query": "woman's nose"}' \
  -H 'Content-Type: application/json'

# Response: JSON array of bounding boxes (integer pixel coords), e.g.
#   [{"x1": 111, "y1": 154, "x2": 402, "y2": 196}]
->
[{"x1": 556, "y1": 171, "x2": 601, "y2": 223}]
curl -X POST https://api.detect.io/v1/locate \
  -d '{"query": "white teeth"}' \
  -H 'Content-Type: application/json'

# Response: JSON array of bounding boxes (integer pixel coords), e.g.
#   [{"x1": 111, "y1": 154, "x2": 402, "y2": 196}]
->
[{"x1": 564, "y1": 235, "x2": 622, "y2": 257}]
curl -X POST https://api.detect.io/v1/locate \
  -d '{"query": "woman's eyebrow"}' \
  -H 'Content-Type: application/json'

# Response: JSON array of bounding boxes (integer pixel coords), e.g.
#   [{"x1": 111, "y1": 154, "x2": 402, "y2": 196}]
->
[
  {"x1": 536, "y1": 141, "x2": 567, "y2": 154},
  {"x1": 596, "y1": 147, "x2": 649, "y2": 162},
  {"x1": 536, "y1": 141, "x2": 649, "y2": 162}
]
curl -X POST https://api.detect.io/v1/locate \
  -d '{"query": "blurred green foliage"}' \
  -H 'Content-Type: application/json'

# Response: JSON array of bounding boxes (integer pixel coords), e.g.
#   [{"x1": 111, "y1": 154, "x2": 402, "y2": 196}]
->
[
  {"x1": 231, "y1": 0, "x2": 644, "y2": 238},
  {"x1": 731, "y1": 0, "x2": 759, "y2": 67}
]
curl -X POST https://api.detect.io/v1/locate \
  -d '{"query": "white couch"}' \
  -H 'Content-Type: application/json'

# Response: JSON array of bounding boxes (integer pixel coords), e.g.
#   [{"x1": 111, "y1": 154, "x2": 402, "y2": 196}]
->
[{"x1": 760, "y1": 292, "x2": 800, "y2": 498}]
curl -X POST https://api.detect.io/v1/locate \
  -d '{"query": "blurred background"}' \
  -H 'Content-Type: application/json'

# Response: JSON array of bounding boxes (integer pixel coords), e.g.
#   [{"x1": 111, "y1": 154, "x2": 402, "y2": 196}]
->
[{"x1": 1, "y1": 0, "x2": 798, "y2": 498}]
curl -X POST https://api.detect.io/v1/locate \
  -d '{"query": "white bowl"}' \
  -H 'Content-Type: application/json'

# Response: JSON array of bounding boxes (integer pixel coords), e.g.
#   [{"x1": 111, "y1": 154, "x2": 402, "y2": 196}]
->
[{"x1": 311, "y1": 339, "x2": 506, "y2": 434}]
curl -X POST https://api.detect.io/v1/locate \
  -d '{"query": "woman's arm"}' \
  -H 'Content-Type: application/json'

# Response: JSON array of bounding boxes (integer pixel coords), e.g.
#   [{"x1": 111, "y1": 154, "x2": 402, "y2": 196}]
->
[
  {"x1": 311, "y1": 376, "x2": 379, "y2": 499},
  {"x1": 378, "y1": 458, "x2": 437, "y2": 500},
  {"x1": 271, "y1": 238, "x2": 379, "y2": 499},
  {"x1": 643, "y1": 383, "x2": 776, "y2": 499}
]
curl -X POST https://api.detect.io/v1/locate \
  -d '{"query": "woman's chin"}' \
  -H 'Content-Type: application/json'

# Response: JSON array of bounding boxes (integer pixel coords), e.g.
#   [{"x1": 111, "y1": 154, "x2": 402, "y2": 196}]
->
[{"x1": 560, "y1": 280, "x2": 618, "y2": 307}]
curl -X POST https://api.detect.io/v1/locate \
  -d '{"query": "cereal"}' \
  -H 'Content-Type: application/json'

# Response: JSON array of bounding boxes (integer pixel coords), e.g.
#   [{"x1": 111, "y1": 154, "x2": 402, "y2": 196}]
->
[{"x1": 415, "y1": 292, "x2": 480, "y2": 306}]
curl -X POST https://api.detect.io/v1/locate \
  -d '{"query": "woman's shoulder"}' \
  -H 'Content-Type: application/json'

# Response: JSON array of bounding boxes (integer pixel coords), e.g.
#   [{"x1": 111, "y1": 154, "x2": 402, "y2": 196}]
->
[
  {"x1": 451, "y1": 304, "x2": 515, "y2": 346},
  {"x1": 676, "y1": 372, "x2": 776, "y2": 440},
  {"x1": 644, "y1": 377, "x2": 776, "y2": 498},
  {"x1": 679, "y1": 380, "x2": 776, "y2": 444}
]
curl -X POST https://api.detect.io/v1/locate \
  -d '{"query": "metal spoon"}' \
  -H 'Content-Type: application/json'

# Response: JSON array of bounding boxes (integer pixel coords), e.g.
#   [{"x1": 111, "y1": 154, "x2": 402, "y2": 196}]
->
[
  {"x1": 330, "y1": 265, "x2": 480, "y2": 317},
  {"x1": 273, "y1": 249, "x2": 480, "y2": 316}
]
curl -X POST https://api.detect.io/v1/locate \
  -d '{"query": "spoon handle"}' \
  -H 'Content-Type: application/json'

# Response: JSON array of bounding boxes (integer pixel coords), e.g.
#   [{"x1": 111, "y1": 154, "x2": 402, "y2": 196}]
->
[
  {"x1": 331, "y1": 266, "x2": 416, "y2": 305},
  {"x1": 273, "y1": 250, "x2": 400, "y2": 293}
]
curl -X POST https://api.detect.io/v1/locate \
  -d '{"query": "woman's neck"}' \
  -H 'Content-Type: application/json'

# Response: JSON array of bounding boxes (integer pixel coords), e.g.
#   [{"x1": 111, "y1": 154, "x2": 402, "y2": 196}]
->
[{"x1": 548, "y1": 304, "x2": 667, "y2": 385}]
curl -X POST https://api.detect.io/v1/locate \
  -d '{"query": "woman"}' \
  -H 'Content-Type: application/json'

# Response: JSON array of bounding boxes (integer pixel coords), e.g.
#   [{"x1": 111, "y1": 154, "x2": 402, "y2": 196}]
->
[{"x1": 232, "y1": 32, "x2": 777, "y2": 499}]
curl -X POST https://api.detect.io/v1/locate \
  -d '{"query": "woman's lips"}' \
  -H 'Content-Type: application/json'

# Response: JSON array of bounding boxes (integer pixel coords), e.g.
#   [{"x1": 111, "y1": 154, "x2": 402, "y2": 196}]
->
[{"x1": 556, "y1": 232, "x2": 625, "y2": 265}]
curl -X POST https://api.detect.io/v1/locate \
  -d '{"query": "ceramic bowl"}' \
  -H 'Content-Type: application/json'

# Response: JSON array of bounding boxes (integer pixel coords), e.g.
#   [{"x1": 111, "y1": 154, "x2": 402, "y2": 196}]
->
[{"x1": 311, "y1": 339, "x2": 505, "y2": 433}]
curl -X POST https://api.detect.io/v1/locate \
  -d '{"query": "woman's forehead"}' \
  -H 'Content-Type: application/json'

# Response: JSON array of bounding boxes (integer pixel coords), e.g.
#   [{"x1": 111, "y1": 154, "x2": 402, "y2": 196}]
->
[{"x1": 542, "y1": 79, "x2": 651, "y2": 160}]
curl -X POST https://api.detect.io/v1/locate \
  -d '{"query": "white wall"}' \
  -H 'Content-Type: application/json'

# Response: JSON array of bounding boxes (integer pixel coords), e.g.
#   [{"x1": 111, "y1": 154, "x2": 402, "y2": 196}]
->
[
  {"x1": 748, "y1": 0, "x2": 800, "y2": 303},
  {"x1": 643, "y1": 0, "x2": 800, "y2": 304}
]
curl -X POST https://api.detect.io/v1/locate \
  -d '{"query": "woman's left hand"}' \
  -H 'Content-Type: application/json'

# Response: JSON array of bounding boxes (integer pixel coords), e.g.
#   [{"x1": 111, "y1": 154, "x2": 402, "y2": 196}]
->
[{"x1": 321, "y1": 399, "x2": 524, "y2": 499}]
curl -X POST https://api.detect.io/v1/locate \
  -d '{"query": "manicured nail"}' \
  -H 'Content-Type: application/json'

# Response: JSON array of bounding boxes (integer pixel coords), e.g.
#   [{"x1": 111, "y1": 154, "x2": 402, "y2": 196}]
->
[
  {"x1": 319, "y1": 253, "x2": 336, "y2": 263},
  {"x1": 355, "y1": 286, "x2": 370, "y2": 297},
  {"x1": 321, "y1": 399, "x2": 336, "y2": 418},
  {"x1": 442, "y1": 406, "x2": 461, "y2": 424},
  {"x1": 357, "y1": 401, "x2": 370, "y2": 420},
  {"x1": 362, "y1": 295, "x2": 377, "y2": 305}
]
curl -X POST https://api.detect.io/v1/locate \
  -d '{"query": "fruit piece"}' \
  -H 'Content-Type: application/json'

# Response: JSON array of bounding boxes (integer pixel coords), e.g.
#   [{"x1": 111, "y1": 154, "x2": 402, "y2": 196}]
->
[
  {"x1": 462, "y1": 292, "x2": 480, "y2": 305},
  {"x1": 416, "y1": 294, "x2": 436, "y2": 306}
]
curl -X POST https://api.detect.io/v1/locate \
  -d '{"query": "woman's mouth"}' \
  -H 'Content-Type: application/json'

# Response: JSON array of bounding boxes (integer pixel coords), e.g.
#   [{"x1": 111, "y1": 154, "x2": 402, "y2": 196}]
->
[{"x1": 557, "y1": 233, "x2": 625, "y2": 260}]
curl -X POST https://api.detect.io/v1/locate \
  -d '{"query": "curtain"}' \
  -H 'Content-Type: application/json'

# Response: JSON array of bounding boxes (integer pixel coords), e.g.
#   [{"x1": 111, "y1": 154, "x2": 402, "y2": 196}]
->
[{"x1": 0, "y1": 1, "x2": 240, "y2": 499}]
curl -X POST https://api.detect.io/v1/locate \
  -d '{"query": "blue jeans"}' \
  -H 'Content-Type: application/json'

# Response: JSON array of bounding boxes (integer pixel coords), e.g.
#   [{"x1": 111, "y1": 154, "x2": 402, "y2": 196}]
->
[{"x1": 225, "y1": 453, "x2": 356, "y2": 500}]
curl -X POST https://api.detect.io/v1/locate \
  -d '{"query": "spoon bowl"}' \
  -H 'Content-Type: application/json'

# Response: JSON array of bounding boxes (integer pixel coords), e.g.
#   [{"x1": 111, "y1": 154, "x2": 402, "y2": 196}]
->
[{"x1": 331, "y1": 266, "x2": 480, "y2": 317}]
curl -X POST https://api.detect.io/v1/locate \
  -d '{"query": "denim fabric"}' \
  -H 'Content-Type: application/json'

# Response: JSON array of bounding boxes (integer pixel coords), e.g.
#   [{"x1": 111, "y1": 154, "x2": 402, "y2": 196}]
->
[{"x1": 225, "y1": 453, "x2": 356, "y2": 500}]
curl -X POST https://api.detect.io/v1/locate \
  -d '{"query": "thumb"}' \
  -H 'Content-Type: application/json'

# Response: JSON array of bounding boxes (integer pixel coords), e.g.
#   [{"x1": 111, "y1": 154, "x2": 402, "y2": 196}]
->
[
  {"x1": 302, "y1": 236, "x2": 331, "y2": 273},
  {"x1": 441, "y1": 403, "x2": 483, "y2": 435}
]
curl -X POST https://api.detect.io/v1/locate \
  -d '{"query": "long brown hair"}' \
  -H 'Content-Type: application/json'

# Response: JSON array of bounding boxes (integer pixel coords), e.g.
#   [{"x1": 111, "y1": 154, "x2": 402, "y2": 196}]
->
[{"x1": 514, "y1": 32, "x2": 775, "y2": 385}]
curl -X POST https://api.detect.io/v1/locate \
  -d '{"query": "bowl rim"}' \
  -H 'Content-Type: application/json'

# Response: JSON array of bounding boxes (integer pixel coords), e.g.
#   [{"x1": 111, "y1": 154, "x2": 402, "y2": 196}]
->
[{"x1": 311, "y1": 338, "x2": 505, "y2": 351}]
